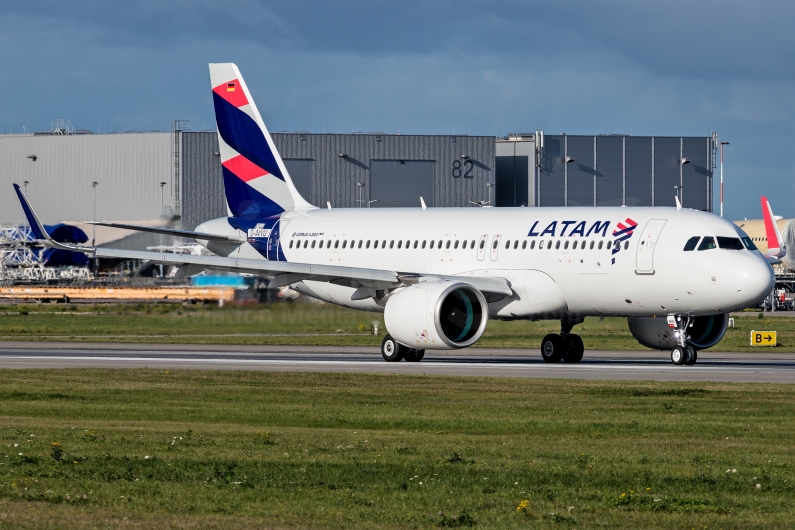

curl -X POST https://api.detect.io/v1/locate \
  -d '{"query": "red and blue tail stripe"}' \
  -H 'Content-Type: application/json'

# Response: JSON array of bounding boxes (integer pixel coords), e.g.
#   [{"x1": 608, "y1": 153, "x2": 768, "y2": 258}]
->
[{"x1": 209, "y1": 63, "x2": 313, "y2": 221}]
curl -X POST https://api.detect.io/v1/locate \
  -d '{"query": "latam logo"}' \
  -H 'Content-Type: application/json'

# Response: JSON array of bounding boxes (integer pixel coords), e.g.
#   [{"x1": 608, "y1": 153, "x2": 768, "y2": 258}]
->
[
  {"x1": 527, "y1": 220, "x2": 610, "y2": 238},
  {"x1": 611, "y1": 218, "x2": 638, "y2": 264},
  {"x1": 247, "y1": 223, "x2": 272, "y2": 239}
]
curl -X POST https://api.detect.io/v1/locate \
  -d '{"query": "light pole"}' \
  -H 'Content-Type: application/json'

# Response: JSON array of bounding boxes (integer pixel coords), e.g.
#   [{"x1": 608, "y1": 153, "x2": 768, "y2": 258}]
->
[
  {"x1": 720, "y1": 141, "x2": 730, "y2": 217},
  {"x1": 356, "y1": 182, "x2": 365, "y2": 208},
  {"x1": 486, "y1": 183, "x2": 494, "y2": 206},
  {"x1": 92, "y1": 181, "x2": 98, "y2": 246},
  {"x1": 160, "y1": 181, "x2": 166, "y2": 217}
]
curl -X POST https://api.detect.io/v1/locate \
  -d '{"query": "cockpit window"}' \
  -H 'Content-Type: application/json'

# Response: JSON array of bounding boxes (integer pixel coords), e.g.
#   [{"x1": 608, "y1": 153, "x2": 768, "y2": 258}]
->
[
  {"x1": 717, "y1": 236, "x2": 744, "y2": 250},
  {"x1": 697, "y1": 236, "x2": 716, "y2": 251},
  {"x1": 741, "y1": 236, "x2": 757, "y2": 251},
  {"x1": 683, "y1": 236, "x2": 700, "y2": 251}
]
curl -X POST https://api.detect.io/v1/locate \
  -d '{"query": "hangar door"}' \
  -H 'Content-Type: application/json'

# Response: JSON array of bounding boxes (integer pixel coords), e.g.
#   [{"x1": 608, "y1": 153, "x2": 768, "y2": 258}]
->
[
  {"x1": 370, "y1": 160, "x2": 434, "y2": 207},
  {"x1": 283, "y1": 159, "x2": 313, "y2": 203},
  {"x1": 495, "y1": 156, "x2": 529, "y2": 207}
]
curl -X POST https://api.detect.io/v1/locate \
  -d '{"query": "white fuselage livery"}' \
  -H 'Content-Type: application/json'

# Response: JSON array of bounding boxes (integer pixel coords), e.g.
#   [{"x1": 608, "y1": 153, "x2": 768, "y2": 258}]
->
[{"x1": 196, "y1": 206, "x2": 774, "y2": 319}]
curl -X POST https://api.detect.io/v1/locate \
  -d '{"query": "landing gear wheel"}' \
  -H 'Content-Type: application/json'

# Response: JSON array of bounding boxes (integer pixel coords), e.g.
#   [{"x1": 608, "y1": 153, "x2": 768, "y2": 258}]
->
[
  {"x1": 381, "y1": 334, "x2": 405, "y2": 362},
  {"x1": 541, "y1": 334, "x2": 565, "y2": 363},
  {"x1": 563, "y1": 334, "x2": 584, "y2": 363},
  {"x1": 404, "y1": 348, "x2": 425, "y2": 362},
  {"x1": 684, "y1": 346, "x2": 697, "y2": 365},
  {"x1": 671, "y1": 346, "x2": 685, "y2": 365}
]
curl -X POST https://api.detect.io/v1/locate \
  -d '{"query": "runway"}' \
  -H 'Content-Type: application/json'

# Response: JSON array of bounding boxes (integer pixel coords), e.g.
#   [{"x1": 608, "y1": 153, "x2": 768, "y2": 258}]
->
[{"x1": 0, "y1": 341, "x2": 794, "y2": 383}]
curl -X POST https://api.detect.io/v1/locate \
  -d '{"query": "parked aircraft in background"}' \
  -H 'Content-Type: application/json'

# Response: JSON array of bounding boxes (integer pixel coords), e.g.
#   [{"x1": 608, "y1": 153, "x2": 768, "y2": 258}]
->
[
  {"x1": 734, "y1": 197, "x2": 794, "y2": 270},
  {"x1": 13, "y1": 63, "x2": 775, "y2": 365}
]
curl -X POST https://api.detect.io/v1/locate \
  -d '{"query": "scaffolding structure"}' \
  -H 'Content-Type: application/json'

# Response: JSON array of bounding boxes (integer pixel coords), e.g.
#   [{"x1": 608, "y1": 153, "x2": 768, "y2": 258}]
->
[{"x1": 0, "y1": 225, "x2": 90, "y2": 283}]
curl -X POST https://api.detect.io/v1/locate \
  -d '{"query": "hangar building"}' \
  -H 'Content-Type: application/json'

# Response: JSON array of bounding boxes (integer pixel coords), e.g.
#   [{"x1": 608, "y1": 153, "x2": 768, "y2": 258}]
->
[{"x1": 0, "y1": 126, "x2": 715, "y2": 235}]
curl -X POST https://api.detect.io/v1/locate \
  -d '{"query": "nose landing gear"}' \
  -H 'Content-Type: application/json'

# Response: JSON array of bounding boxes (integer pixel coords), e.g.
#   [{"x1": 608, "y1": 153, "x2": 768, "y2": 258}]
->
[{"x1": 669, "y1": 314, "x2": 698, "y2": 366}]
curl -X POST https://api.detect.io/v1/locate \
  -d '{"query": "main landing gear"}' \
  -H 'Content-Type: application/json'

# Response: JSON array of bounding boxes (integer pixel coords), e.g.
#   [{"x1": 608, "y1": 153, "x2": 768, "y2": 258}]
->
[
  {"x1": 381, "y1": 334, "x2": 425, "y2": 362},
  {"x1": 669, "y1": 314, "x2": 698, "y2": 366},
  {"x1": 541, "y1": 318, "x2": 584, "y2": 363}
]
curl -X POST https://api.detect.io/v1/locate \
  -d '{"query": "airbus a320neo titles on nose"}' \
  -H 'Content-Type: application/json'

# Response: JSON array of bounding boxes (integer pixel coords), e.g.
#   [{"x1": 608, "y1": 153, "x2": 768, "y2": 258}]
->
[{"x1": 13, "y1": 63, "x2": 774, "y2": 366}]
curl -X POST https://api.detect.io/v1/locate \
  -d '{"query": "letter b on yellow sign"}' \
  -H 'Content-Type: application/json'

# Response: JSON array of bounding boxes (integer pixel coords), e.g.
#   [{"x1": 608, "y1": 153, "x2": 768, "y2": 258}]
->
[{"x1": 751, "y1": 331, "x2": 776, "y2": 346}]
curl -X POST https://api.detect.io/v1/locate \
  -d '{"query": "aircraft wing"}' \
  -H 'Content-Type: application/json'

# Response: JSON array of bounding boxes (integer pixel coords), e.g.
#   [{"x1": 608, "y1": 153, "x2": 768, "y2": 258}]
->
[
  {"x1": 86, "y1": 221, "x2": 246, "y2": 244},
  {"x1": 13, "y1": 184, "x2": 512, "y2": 297}
]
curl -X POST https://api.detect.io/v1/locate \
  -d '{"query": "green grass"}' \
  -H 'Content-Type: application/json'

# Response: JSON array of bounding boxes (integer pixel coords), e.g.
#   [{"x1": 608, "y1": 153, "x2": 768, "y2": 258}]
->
[
  {"x1": 0, "y1": 301, "x2": 794, "y2": 351},
  {"x1": 0, "y1": 370, "x2": 793, "y2": 528}
]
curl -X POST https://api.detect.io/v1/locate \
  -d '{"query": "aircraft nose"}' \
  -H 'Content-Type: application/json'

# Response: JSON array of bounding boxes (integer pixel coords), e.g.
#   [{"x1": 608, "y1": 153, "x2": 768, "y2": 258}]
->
[{"x1": 734, "y1": 257, "x2": 775, "y2": 306}]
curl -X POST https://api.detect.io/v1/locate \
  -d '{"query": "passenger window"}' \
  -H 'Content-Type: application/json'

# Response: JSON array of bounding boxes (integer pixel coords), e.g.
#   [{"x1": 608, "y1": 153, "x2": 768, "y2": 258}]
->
[
  {"x1": 430, "y1": 240, "x2": 435, "y2": 249},
  {"x1": 539, "y1": 240, "x2": 544, "y2": 249},
  {"x1": 405, "y1": 240, "x2": 410, "y2": 248},
  {"x1": 504, "y1": 240, "x2": 510, "y2": 249},
  {"x1": 334, "y1": 240, "x2": 339, "y2": 249},
  {"x1": 422, "y1": 240, "x2": 426, "y2": 249},
  {"x1": 366, "y1": 240, "x2": 370, "y2": 249},
  {"x1": 598, "y1": 241, "x2": 603, "y2": 250},
  {"x1": 491, "y1": 240, "x2": 496, "y2": 249},
  {"x1": 547, "y1": 241, "x2": 552, "y2": 249},
  {"x1": 697, "y1": 236, "x2": 716, "y2": 251},
  {"x1": 555, "y1": 241, "x2": 560, "y2": 249},
  {"x1": 589, "y1": 241, "x2": 594, "y2": 250},
  {"x1": 513, "y1": 241, "x2": 519, "y2": 249},
  {"x1": 312, "y1": 241, "x2": 316, "y2": 249},
  {"x1": 717, "y1": 236, "x2": 744, "y2": 250},
  {"x1": 470, "y1": 240, "x2": 475, "y2": 248},
  {"x1": 342, "y1": 241, "x2": 347, "y2": 249},
  {"x1": 530, "y1": 240, "x2": 535, "y2": 249},
  {"x1": 389, "y1": 240, "x2": 394, "y2": 249},
  {"x1": 382, "y1": 240, "x2": 386, "y2": 248},
  {"x1": 479, "y1": 240, "x2": 485, "y2": 249},
  {"x1": 564, "y1": 241, "x2": 569, "y2": 250},
  {"x1": 413, "y1": 240, "x2": 418, "y2": 249},
  {"x1": 397, "y1": 240, "x2": 402, "y2": 249},
  {"x1": 303, "y1": 240, "x2": 308, "y2": 248},
  {"x1": 683, "y1": 236, "x2": 700, "y2": 251},
  {"x1": 741, "y1": 236, "x2": 757, "y2": 251},
  {"x1": 522, "y1": 241, "x2": 527, "y2": 249},
  {"x1": 289, "y1": 240, "x2": 294, "y2": 249},
  {"x1": 623, "y1": 241, "x2": 629, "y2": 250}
]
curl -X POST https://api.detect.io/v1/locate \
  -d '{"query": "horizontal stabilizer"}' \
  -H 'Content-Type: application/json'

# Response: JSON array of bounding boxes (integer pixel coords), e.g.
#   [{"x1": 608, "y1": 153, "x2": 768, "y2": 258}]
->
[{"x1": 87, "y1": 221, "x2": 246, "y2": 244}]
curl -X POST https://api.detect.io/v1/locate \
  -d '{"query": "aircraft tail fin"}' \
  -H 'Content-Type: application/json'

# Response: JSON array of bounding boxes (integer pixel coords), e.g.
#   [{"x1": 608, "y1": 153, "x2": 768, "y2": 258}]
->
[
  {"x1": 761, "y1": 196, "x2": 785, "y2": 259},
  {"x1": 209, "y1": 63, "x2": 314, "y2": 219}
]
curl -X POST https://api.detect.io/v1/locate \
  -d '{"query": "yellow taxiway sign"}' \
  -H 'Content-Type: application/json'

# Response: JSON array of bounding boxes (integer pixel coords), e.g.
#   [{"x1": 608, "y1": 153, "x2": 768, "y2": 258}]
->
[{"x1": 751, "y1": 331, "x2": 776, "y2": 346}]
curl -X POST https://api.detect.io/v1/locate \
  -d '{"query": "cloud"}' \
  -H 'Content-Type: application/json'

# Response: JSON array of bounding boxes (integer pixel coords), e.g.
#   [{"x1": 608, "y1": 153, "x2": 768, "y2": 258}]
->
[{"x1": 0, "y1": 1, "x2": 792, "y2": 218}]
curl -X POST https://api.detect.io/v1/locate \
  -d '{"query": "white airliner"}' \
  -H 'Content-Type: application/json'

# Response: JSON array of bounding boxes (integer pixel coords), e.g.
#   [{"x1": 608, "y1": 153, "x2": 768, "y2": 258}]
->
[{"x1": 13, "y1": 63, "x2": 774, "y2": 366}]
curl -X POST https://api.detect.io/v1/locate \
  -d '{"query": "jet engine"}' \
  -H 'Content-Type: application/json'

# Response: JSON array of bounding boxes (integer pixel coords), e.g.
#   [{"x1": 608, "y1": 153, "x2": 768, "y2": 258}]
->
[
  {"x1": 627, "y1": 314, "x2": 729, "y2": 350},
  {"x1": 384, "y1": 281, "x2": 488, "y2": 350}
]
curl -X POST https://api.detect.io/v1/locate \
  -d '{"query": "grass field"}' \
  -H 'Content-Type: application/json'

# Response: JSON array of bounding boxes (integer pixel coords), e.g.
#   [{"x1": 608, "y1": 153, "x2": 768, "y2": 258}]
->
[
  {"x1": 0, "y1": 301, "x2": 792, "y2": 351},
  {"x1": 0, "y1": 369, "x2": 793, "y2": 528}
]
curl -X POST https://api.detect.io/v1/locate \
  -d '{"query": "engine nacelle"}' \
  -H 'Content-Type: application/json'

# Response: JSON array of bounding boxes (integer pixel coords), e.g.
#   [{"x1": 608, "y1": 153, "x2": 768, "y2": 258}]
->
[
  {"x1": 384, "y1": 281, "x2": 488, "y2": 350},
  {"x1": 627, "y1": 314, "x2": 729, "y2": 350}
]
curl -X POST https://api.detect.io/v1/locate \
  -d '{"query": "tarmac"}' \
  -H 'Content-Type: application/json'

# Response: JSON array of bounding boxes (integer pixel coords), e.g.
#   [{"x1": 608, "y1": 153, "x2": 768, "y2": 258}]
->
[{"x1": 0, "y1": 341, "x2": 793, "y2": 383}]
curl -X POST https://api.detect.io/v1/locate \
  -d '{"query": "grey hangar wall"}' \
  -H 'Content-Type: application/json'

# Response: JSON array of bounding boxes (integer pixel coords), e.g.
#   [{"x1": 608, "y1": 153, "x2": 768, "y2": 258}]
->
[
  {"x1": 0, "y1": 131, "x2": 715, "y2": 229},
  {"x1": 496, "y1": 135, "x2": 714, "y2": 210},
  {"x1": 180, "y1": 132, "x2": 496, "y2": 228}
]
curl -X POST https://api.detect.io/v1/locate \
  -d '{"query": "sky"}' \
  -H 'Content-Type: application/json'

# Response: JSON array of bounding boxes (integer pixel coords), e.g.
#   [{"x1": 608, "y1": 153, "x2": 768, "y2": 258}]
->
[{"x1": 1, "y1": 0, "x2": 793, "y2": 220}]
